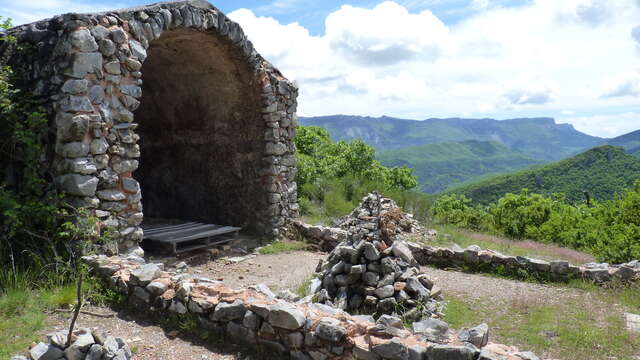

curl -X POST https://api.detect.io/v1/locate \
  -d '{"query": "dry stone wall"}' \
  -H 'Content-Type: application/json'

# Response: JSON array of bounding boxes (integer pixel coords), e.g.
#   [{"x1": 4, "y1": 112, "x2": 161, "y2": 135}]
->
[
  {"x1": 83, "y1": 254, "x2": 541, "y2": 360},
  {"x1": 1, "y1": 0, "x2": 298, "y2": 252}
]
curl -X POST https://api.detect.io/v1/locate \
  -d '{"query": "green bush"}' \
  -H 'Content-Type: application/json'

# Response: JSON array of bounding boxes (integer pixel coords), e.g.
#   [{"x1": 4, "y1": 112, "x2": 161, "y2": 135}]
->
[
  {"x1": 432, "y1": 182, "x2": 640, "y2": 263},
  {"x1": 295, "y1": 125, "x2": 424, "y2": 222}
]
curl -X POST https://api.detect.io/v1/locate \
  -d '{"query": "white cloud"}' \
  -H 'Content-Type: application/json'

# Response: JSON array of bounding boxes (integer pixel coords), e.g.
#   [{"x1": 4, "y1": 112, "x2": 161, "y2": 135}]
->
[
  {"x1": 324, "y1": 2, "x2": 451, "y2": 66},
  {"x1": 504, "y1": 83, "x2": 554, "y2": 105},
  {"x1": 601, "y1": 69, "x2": 640, "y2": 98},
  {"x1": 228, "y1": 0, "x2": 640, "y2": 137}
]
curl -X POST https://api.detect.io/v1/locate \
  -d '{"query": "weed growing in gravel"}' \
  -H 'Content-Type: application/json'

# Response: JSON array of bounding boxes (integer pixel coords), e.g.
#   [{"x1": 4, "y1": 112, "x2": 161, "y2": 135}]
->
[{"x1": 258, "y1": 241, "x2": 309, "y2": 255}]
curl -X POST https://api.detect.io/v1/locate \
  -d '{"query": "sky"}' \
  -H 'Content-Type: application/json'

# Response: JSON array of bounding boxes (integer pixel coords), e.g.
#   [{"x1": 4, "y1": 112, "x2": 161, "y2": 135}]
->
[{"x1": 2, "y1": 0, "x2": 640, "y2": 138}]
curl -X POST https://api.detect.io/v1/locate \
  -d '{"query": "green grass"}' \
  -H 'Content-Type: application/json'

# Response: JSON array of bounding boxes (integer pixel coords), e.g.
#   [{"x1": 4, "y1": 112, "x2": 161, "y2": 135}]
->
[
  {"x1": 443, "y1": 288, "x2": 640, "y2": 360},
  {"x1": 0, "y1": 272, "x2": 115, "y2": 359},
  {"x1": 257, "y1": 241, "x2": 309, "y2": 255},
  {"x1": 294, "y1": 277, "x2": 313, "y2": 298},
  {"x1": 443, "y1": 297, "x2": 483, "y2": 328}
]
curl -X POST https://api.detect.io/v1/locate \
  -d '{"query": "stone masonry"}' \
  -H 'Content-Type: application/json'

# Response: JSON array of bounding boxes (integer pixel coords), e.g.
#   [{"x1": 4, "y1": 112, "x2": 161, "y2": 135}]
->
[{"x1": 0, "y1": 0, "x2": 299, "y2": 252}]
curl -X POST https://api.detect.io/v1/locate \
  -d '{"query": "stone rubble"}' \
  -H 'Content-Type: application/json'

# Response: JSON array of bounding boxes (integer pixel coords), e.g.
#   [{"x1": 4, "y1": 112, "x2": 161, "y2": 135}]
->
[
  {"x1": 12, "y1": 328, "x2": 131, "y2": 360},
  {"x1": 81, "y1": 254, "x2": 542, "y2": 360}
]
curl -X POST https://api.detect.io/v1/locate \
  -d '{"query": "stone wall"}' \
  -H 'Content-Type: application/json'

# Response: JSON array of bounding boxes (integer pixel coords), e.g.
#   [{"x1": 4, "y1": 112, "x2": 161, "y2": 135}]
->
[
  {"x1": 83, "y1": 254, "x2": 541, "y2": 360},
  {"x1": 298, "y1": 225, "x2": 640, "y2": 284},
  {"x1": 411, "y1": 243, "x2": 640, "y2": 283},
  {"x1": 0, "y1": 0, "x2": 298, "y2": 252}
]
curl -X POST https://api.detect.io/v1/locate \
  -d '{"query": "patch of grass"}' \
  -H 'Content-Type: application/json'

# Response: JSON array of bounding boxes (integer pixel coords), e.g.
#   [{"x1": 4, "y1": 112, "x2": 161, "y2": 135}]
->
[
  {"x1": 0, "y1": 270, "x2": 119, "y2": 359},
  {"x1": 258, "y1": 241, "x2": 309, "y2": 255},
  {"x1": 0, "y1": 288, "x2": 50, "y2": 359},
  {"x1": 445, "y1": 292, "x2": 640, "y2": 360},
  {"x1": 294, "y1": 277, "x2": 313, "y2": 298},
  {"x1": 443, "y1": 297, "x2": 483, "y2": 328}
]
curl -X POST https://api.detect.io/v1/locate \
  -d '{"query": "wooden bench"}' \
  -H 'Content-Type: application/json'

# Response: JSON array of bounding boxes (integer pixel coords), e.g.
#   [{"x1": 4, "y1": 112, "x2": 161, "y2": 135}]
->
[{"x1": 142, "y1": 222, "x2": 241, "y2": 254}]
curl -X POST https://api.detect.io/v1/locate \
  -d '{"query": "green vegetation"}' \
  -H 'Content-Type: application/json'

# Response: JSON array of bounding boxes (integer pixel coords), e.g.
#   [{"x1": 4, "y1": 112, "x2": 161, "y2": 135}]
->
[
  {"x1": 296, "y1": 125, "x2": 433, "y2": 222},
  {"x1": 444, "y1": 287, "x2": 640, "y2": 360},
  {"x1": 431, "y1": 182, "x2": 640, "y2": 263},
  {"x1": 378, "y1": 140, "x2": 542, "y2": 193},
  {"x1": 0, "y1": 277, "x2": 115, "y2": 359},
  {"x1": 257, "y1": 240, "x2": 309, "y2": 255},
  {"x1": 449, "y1": 146, "x2": 640, "y2": 205}
]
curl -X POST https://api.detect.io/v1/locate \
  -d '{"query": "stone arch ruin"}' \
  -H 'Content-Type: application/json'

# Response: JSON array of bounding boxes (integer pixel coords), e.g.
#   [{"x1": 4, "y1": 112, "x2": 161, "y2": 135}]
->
[{"x1": 1, "y1": 0, "x2": 299, "y2": 252}]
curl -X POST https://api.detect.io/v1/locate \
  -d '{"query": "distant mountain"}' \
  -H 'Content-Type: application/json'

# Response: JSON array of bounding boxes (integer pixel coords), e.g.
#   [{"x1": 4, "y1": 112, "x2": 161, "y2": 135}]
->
[
  {"x1": 300, "y1": 115, "x2": 604, "y2": 161},
  {"x1": 377, "y1": 140, "x2": 543, "y2": 193},
  {"x1": 448, "y1": 146, "x2": 640, "y2": 204},
  {"x1": 605, "y1": 130, "x2": 640, "y2": 157}
]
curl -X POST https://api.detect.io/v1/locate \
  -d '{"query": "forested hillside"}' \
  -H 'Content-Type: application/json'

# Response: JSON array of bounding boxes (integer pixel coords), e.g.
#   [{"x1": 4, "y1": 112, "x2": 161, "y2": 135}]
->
[
  {"x1": 448, "y1": 146, "x2": 640, "y2": 204},
  {"x1": 377, "y1": 140, "x2": 542, "y2": 193}
]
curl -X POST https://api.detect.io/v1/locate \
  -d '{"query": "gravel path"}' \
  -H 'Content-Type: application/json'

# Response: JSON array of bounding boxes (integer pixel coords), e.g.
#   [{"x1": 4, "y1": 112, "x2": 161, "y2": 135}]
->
[{"x1": 424, "y1": 266, "x2": 585, "y2": 305}]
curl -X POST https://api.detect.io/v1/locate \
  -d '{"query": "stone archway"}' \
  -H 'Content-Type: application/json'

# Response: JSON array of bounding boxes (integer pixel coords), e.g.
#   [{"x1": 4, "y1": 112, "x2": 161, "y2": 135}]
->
[
  {"x1": 2, "y1": 0, "x2": 300, "y2": 253},
  {"x1": 135, "y1": 28, "x2": 265, "y2": 230}
]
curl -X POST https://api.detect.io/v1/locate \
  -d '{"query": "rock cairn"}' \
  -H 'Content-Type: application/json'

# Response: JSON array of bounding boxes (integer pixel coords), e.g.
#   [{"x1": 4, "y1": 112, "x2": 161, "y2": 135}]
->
[
  {"x1": 13, "y1": 328, "x2": 131, "y2": 360},
  {"x1": 334, "y1": 192, "x2": 423, "y2": 243},
  {"x1": 309, "y1": 193, "x2": 443, "y2": 321}
]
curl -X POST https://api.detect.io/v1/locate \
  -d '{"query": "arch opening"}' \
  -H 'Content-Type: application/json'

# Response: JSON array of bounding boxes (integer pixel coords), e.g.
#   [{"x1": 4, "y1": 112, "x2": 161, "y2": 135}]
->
[{"x1": 134, "y1": 28, "x2": 266, "y2": 231}]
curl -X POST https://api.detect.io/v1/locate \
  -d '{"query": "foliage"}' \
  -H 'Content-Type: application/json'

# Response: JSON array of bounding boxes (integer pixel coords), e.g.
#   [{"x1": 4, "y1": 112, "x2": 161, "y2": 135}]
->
[
  {"x1": 431, "y1": 182, "x2": 640, "y2": 263},
  {"x1": 295, "y1": 126, "x2": 418, "y2": 193},
  {"x1": 449, "y1": 146, "x2": 640, "y2": 205},
  {"x1": 431, "y1": 194, "x2": 492, "y2": 231},
  {"x1": 295, "y1": 125, "x2": 424, "y2": 222}
]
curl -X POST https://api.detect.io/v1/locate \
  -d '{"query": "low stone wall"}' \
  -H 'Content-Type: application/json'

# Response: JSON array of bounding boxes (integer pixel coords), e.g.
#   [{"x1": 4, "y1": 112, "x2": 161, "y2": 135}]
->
[
  {"x1": 410, "y1": 243, "x2": 640, "y2": 283},
  {"x1": 83, "y1": 254, "x2": 540, "y2": 360},
  {"x1": 296, "y1": 223, "x2": 640, "y2": 284}
]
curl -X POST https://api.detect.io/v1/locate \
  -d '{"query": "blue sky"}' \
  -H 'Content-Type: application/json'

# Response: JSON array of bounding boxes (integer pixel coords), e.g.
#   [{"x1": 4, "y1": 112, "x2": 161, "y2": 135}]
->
[{"x1": 2, "y1": 0, "x2": 640, "y2": 137}]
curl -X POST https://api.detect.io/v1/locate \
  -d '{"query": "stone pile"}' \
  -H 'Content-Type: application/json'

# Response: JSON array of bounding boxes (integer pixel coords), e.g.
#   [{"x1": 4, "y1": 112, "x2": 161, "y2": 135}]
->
[
  {"x1": 81, "y1": 254, "x2": 541, "y2": 360},
  {"x1": 312, "y1": 238, "x2": 443, "y2": 321},
  {"x1": 334, "y1": 192, "x2": 423, "y2": 244},
  {"x1": 307, "y1": 194, "x2": 443, "y2": 322},
  {"x1": 12, "y1": 328, "x2": 131, "y2": 360}
]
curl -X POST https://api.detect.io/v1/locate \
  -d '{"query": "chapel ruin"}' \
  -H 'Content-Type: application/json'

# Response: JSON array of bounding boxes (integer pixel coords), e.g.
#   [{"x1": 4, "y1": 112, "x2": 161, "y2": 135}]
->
[{"x1": 1, "y1": 0, "x2": 299, "y2": 253}]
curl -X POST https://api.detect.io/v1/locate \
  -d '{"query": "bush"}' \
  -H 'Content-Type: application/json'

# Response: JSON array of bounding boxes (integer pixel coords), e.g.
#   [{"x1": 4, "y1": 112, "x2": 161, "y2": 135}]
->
[
  {"x1": 432, "y1": 182, "x2": 640, "y2": 263},
  {"x1": 295, "y1": 125, "x2": 422, "y2": 222}
]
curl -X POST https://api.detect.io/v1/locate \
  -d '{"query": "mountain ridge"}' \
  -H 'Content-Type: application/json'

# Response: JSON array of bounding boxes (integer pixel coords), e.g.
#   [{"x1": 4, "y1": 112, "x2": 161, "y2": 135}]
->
[{"x1": 299, "y1": 115, "x2": 604, "y2": 161}]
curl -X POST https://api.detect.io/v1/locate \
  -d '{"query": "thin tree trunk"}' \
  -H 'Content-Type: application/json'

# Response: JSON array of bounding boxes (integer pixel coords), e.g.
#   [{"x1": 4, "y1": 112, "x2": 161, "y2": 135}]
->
[{"x1": 66, "y1": 272, "x2": 83, "y2": 348}]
